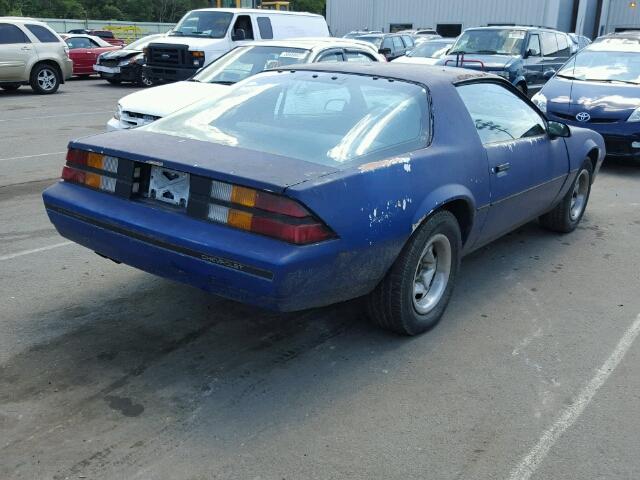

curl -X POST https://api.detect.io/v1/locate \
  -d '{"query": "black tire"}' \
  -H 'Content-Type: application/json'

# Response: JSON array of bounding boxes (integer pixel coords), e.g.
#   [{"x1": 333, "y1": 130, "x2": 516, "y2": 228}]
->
[
  {"x1": 136, "y1": 68, "x2": 154, "y2": 87},
  {"x1": 107, "y1": 79, "x2": 122, "y2": 85},
  {"x1": 366, "y1": 211, "x2": 462, "y2": 336},
  {"x1": 1, "y1": 84, "x2": 20, "y2": 91},
  {"x1": 539, "y1": 159, "x2": 593, "y2": 233},
  {"x1": 29, "y1": 63, "x2": 60, "y2": 94}
]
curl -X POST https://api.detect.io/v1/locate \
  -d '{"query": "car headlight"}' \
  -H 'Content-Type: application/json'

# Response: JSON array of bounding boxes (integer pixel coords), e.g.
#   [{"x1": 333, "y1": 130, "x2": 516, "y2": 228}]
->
[
  {"x1": 627, "y1": 107, "x2": 640, "y2": 122},
  {"x1": 118, "y1": 59, "x2": 130, "y2": 67},
  {"x1": 532, "y1": 92, "x2": 547, "y2": 113},
  {"x1": 114, "y1": 103, "x2": 123, "y2": 120}
]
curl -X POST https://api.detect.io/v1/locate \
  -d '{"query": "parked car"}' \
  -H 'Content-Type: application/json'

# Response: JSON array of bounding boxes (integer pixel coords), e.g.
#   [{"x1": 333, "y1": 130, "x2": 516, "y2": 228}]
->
[
  {"x1": 68, "y1": 29, "x2": 125, "y2": 46},
  {"x1": 393, "y1": 38, "x2": 455, "y2": 65},
  {"x1": 61, "y1": 34, "x2": 121, "y2": 77},
  {"x1": 355, "y1": 33, "x2": 410, "y2": 60},
  {"x1": 43, "y1": 63, "x2": 604, "y2": 336},
  {"x1": 94, "y1": 34, "x2": 166, "y2": 86},
  {"x1": 568, "y1": 33, "x2": 591, "y2": 53},
  {"x1": 107, "y1": 38, "x2": 384, "y2": 130},
  {"x1": 593, "y1": 30, "x2": 640, "y2": 45},
  {"x1": 440, "y1": 26, "x2": 573, "y2": 94},
  {"x1": 0, "y1": 17, "x2": 73, "y2": 94},
  {"x1": 143, "y1": 8, "x2": 329, "y2": 84},
  {"x1": 343, "y1": 30, "x2": 382, "y2": 38},
  {"x1": 532, "y1": 40, "x2": 640, "y2": 161}
]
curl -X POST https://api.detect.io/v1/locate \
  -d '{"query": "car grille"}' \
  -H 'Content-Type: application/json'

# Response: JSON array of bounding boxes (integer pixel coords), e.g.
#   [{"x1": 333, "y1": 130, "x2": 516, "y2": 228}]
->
[
  {"x1": 147, "y1": 44, "x2": 188, "y2": 67},
  {"x1": 551, "y1": 111, "x2": 618, "y2": 124},
  {"x1": 603, "y1": 136, "x2": 633, "y2": 155},
  {"x1": 99, "y1": 58, "x2": 119, "y2": 68},
  {"x1": 120, "y1": 110, "x2": 161, "y2": 129}
]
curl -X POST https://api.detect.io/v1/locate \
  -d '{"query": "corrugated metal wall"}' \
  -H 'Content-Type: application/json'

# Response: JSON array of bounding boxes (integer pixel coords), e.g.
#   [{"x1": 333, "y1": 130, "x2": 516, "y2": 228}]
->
[
  {"x1": 604, "y1": 0, "x2": 640, "y2": 32},
  {"x1": 327, "y1": 0, "x2": 572, "y2": 36}
]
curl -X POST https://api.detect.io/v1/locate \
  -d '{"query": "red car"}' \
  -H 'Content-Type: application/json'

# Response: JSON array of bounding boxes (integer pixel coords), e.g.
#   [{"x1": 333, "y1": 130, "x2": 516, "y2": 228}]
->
[
  {"x1": 62, "y1": 34, "x2": 121, "y2": 76},
  {"x1": 67, "y1": 29, "x2": 126, "y2": 47}
]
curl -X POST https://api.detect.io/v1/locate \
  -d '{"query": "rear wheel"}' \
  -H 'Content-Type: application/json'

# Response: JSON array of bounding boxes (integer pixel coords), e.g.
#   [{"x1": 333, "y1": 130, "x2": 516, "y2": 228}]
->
[
  {"x1": 366, "y1": 211, "x2": 461, "y2": 335},
  {"x1": 1, "y1": 84, "x2": 20, "y2": 91},
  {"x1": 539, "y1": 159, "x2": 593, "y2": 233},
  {"x1": 30, "y1": 64, "x2": 60, "y2": 94}
]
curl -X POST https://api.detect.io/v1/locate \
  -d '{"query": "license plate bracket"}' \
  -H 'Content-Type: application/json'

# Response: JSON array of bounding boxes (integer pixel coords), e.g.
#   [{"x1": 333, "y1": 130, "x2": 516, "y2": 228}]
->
[{"x1": 148, "y1": 166, "x2": 190, "y2": 208}]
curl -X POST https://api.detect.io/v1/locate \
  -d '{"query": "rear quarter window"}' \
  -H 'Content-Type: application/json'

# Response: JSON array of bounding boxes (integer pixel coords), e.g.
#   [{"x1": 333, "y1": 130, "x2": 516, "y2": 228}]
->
[{"x1": 26, "y1": 24, "x2": 60, "y2": 43}]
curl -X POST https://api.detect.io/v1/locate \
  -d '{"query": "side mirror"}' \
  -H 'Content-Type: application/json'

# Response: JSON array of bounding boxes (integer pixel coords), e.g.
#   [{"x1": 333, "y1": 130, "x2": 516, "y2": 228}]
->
[
  {"x1": 378, "y1": 47, "x2": 392, "y2": 57},
  {"x1": 543, "y1": 69, "x2": 556, "y2": 80},
  {"x1": 232, "y1": 29, "x2": 246, "y2": 41},
  {"x1": 547, "y1": 121, "x2": 570, "y2": 138}
]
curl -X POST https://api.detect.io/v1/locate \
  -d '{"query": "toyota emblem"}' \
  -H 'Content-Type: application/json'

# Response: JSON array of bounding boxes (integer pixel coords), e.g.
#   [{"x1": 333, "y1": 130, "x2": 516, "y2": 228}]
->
[{"x1": 576, "y1": 112, "x2": 591, "y2": 122}]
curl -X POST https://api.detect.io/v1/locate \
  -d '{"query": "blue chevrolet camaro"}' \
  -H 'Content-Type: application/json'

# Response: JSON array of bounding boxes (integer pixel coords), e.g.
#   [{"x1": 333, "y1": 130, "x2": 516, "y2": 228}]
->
[
  {"x1": 43, "y1": 64, "x2": 605, "y2": 335},
  {"x1": 532, "y1": 35, "x2": 640, "y2": 161}
]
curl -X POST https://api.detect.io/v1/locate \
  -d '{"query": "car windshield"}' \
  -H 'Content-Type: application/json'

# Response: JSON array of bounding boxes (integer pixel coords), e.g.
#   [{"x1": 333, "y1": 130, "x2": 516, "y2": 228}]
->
[
  {"x1": 146, "y1": 71, "x2": 429, "y2": 167},
  {"x1": 170, "y1": 11, "x2": 233, "y2": 38},
  {"x1": 408, "y1": 41, "x2": 452, "y2": 58},
  {"x1": 356, "y1": 36, "x2": 383, "y2": 48},
  {"x1": 450, "y1": 29, "x2": 526, "y2": 55},
  {"x1": 558, "y1": 50, "x2": 640, "y2": 84},
  {"x1": 125, "y1": 35, "x2": 160, "y2": 50},
  {"x1": 193, "y1": 46, "x2": 311, "y2": 85}
]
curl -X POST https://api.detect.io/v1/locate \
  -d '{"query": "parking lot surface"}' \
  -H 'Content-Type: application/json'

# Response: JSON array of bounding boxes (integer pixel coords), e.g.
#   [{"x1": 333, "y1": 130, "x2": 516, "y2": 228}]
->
[{"x1": 1, "y1": 80, "x2": 640, "y2": 479}]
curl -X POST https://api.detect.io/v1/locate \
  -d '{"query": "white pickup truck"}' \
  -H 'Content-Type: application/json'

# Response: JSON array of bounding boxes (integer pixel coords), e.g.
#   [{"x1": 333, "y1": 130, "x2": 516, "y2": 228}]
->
[{"x1": 142, "y1": 8, "x2": 330, "y2": 84}]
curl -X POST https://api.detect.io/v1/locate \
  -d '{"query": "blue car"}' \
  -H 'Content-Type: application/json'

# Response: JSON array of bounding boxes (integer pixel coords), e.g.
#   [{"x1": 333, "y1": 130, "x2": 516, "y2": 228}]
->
[
  {"x1": 43, "y1": 64, "x2": 604, "y2": 335},
  {"x1": 532, "y1": 39, "x2": 640, "y2": 161}
]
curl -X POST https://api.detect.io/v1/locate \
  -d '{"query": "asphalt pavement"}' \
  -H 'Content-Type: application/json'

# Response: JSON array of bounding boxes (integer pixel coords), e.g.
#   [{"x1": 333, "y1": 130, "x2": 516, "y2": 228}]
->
[{"x1": 1, "y1": 79, "x2": 639, "y2": 480}]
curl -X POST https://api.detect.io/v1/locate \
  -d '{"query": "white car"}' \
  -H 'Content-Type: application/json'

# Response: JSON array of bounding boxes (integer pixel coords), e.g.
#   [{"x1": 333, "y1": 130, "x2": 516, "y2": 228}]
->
[
  {"x1": 393, "y1": 38, "x2": 455, "y2": 65},
  {"x1": 107, "y1": 38, "x2": 385, "y2": 131}
]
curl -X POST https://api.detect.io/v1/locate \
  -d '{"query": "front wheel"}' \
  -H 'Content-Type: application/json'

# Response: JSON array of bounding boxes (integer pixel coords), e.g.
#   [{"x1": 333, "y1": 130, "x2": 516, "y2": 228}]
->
[
  {"x1": 539, "y1": 160, "x2": 593, "y2": 233},
  {"x1": 137, "y1": 69, "x2": 153, "y2": 87},
  {"x1": 366, "y1": 211, "x2": 462, "y2": 336}
]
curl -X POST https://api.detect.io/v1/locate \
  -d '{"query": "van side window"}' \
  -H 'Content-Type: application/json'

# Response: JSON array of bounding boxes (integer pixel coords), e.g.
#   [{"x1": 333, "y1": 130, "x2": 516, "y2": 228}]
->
[
  {"x1": 232, "y1": 15, "x2": 254, "y2": 41},
  {"x1": 257, "y1": 17, "x2": 273, "y2": 39},
  {"x1": 0, "y1": 23, "x2": 30, "y2": 44},
  {"x1": 540, "y1": 32, "x2": 559, "y2": 57}
]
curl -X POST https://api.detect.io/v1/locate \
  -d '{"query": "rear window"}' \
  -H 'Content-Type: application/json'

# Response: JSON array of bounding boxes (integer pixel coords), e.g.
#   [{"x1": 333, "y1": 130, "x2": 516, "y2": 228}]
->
[
  {"x1": 26, "y1": 24, "x2": 60, "y2": 43},
  {"x1": 146, "y1": 71, "x2": 430, "y2": 167},
  {"x1": 0, "y1": 23, "x2": 30, "y2": 44}
]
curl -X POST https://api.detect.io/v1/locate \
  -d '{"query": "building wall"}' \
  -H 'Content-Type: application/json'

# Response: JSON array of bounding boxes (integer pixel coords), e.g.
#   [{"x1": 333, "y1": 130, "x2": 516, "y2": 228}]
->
[
  {"x1": 603, "y1": 0, "x2": 640, "y2": 33},
  {"x1": 326, "y1": 0, "x2": 576, "y2": 36}
]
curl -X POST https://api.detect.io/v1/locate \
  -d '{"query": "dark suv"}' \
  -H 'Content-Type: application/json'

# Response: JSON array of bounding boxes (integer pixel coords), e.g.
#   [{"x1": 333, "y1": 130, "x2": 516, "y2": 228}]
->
[
  {"x1": 440, "y1": 26, "x2": 573, "y2": 94},
  {"x1": 355, "y1": 33, "x2": 412, "y2": 61}
]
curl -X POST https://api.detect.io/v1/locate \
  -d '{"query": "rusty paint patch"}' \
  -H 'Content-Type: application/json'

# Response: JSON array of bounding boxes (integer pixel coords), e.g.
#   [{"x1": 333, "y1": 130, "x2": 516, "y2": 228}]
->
[{"x1": 358, "y1": 156, "x2": 411, "y2": 173}]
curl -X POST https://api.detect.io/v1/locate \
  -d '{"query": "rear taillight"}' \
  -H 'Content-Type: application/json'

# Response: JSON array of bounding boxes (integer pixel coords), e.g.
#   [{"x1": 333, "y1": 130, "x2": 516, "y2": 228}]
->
[
  {"x1": 207, "y1": 180, "x2": 334, "y2": 245},
  {"x1": 61, "y1": 149, "x2": 121, "y2": 193}
]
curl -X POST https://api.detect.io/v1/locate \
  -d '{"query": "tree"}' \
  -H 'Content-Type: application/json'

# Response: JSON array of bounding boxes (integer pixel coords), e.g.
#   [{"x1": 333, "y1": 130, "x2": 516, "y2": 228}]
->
[{"x1": 290, "y1": 0, "x2": 325, "y2": 15}]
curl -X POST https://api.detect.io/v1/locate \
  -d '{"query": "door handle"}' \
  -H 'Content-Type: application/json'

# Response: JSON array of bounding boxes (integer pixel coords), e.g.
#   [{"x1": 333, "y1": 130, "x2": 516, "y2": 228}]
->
[
  {"x1": 21, "y1": 46, "x2": 31, "y2": 51},
  {"x1": 492, "y1": 162, "x2": 511, "y2": 174}
]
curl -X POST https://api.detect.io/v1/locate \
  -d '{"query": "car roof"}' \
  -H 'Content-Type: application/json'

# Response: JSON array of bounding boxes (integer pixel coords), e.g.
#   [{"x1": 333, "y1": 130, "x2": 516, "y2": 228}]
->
[
  {"x1": 240, "y1": 37, "x2": 379, "y2": 53},
  {"x1": 279, "y1": 62, "x2": 497, "y2": 86},
  {"x1": 62, "y1": 33, "x2": 109, "y2": 44},
  {"x1": 0, "y1": 16, "x2": 48, "y2": 26},
  {"x1": 586, "y1": 40, "x2": 640, "y2": 53},
  {"x1": 465, "y1": 25, "x2": 559, "y2": 33},
  {"x1": 188, "y1": 8, "x2": 323, "y2": 18}
]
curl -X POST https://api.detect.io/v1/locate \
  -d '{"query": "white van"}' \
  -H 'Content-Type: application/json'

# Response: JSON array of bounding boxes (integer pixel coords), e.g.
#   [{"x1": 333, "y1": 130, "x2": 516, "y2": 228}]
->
[{"x1": 143, "y1": 8, "x2": 329, "y2": 83}]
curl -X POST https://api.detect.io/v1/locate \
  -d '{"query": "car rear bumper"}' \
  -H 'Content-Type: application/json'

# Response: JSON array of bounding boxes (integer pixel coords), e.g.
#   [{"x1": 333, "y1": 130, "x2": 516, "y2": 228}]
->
[
  {"x1": 42, "y1": 182, "x2": 378, "y2": 312},
  {"x1": 61, "y1": 58, "x2": 73, "y2": 81},
  {"x1": 143, "y1": 65, "x2": 196, "y2": 83}
]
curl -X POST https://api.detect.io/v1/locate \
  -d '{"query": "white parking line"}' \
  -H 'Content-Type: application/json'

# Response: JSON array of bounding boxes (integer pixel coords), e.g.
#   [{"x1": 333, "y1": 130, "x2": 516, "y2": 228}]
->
[
  {"x1": 0, "y1": 111, "x2": 112, "y2": 123},
  {"x1": 508, "y1": 313, "x2": 640, "y2": 480},
  {"x1": 0, "y1": 241, "x2": 72, "y2": 261},
  {"x1": 0, "y1": 151, "x2": 66, "y2": 163}
]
